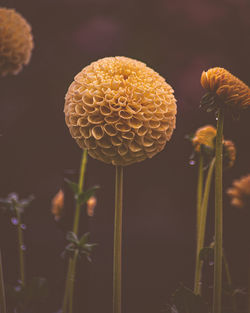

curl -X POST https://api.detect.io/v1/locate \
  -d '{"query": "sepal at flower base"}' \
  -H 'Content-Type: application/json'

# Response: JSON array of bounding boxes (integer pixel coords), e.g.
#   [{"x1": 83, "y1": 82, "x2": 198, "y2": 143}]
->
[{"x1": 200, "y1": 92, "x2": 219, "y2": 113}]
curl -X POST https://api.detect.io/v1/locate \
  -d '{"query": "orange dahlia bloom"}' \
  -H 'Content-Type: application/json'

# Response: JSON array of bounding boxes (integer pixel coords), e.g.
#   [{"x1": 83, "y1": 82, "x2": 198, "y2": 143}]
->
[
  {"x1": 0, "y1": 8, "x2": 34, "y2": 76},
  {"x1": 191, "y1": 125, "x2": 236, "y2": 168},
  {"x1": 223, "y1": 140, "x2": 236, "y2": 169},
  {"x1": 64, "y1": 57, "x2": 177, "y2": 166},
  {"x1": 227, "y1": 174, "x2": 250, "y2": 208},
  {"x1": 87, "y1": 196, "x2": 97, "y2": 217},
  {"x1": 51, "y1": 189, "x2": 64, "y2": 221},
  {"x1": 201, "y1": 67, "x2": 250, "y2": 111},
  {"x1": 192, "y1": 125, "x2": 217, "y2": 153}
]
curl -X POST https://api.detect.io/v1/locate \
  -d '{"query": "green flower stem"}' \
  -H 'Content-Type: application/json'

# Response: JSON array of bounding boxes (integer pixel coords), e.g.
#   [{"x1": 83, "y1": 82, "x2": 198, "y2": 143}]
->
[
  {"x1": 15, "y1": 207, "x2": 25, "y2": 287},
  {"x1": 62, "y1": 149, "x2": 88, "y2": 313},
  {"x1": 223, "y1": 250, "x2": 237, "y2": 313},
  {"x1": 194, "y1": 157, "x2": 215, "y2": 295},
  {"x1": 62, "y1": 260, "x2": 74, "y2": 313},
  {"x1": 196, "y1": 154, "x2": 204, "y2": 241},
  {"x1": 113, "y1": 165, "x2": 123, "y2": 313},
  {"x1": 0, "y1": 251, "x2": 7, "y2": 313},
  {"x1": 213, "y1": 108, "x2": 224, "y2": 313},
  {"x1": 248, "y1": 258, "x2": 250, "y2": 313},
  {"x1": 69, "y1": 250, "x2": 79, "y2": 313},
  {"x1": 73, "y1": 149, "x2": 88, "y2": 235}
]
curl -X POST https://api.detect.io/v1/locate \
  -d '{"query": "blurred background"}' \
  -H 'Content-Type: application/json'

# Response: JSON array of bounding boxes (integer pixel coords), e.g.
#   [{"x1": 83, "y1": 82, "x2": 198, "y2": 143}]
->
[{"x1": 0, "y1": 0, "x2": 249, "y2": 312}]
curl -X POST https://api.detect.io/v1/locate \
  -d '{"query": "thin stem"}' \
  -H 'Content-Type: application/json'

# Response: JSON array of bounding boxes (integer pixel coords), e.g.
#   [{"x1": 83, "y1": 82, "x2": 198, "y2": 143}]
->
[
  {"x1": 248, "y1": 256, "x2": 250, "y2": 313},
  {"x1": 194, "y1": 157, "x2": 215, "y2": 294},
  {"x1": 196, "y1": 154, "x2": 204, "y2": 241},
  {"x1": 69, "y1": 251, "x2": 79, "y2": 313},
  {"x1": 213, "y1": 108, "x2": 224, "y2": 313},
  {"x1": 16, "y1": 207, "x2": 25, "y2": 287},
  {"x1": 0, "y1": 251, "x2": 7, "y2": 313},
  {"x1": 62, "y1": 262, "x2": 73, "y2": 313},
  {"x1": 62, "y1": 149, "x2": 88, "y2": 313},
  {"x1": 73, "y1": 149, "x2": 88, "y2": 235},
  {"x1": 223, "y1": 250, "x2": 237, "y2": 313},
  {"x1": 113, "y1": 165, "x2": 123, "y2": 313}
]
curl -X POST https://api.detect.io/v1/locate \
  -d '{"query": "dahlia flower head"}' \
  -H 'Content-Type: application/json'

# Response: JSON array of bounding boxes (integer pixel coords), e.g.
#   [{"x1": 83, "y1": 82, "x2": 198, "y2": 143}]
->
[
  {"x1": 0, "y1": 8, "x2": 34, "y2": 76},
  {"x1": 192, "y1": 125, "x2": 236, "y2": 168},
  {"x1": 64, "y1": 57, "x2": 177, "y2": 166},
  {"x1": 223, "y1": 140, "x2": 236, "y2": 169},
  {"x1": 201, "y1": 67, "x2": 250, "y2": 112},
  {"x1": 227, "y1": 174, "x2": 250, "y2": 208},
  {"x1": 192, "y1": 125, "x2": 217, "y2": 153}
]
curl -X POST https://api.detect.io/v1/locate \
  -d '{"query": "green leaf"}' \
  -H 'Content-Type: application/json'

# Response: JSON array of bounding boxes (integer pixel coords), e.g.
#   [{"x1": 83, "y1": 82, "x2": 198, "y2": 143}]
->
[
  {"x1": 79, "y1": 232, "x2": 90, "y2": 247},
  {"x1": 64, "y1": 178, "x2": 79, "y2": 195},
  {"x1": 77, "y1": 185, "x2": 100, "y2": 205},
  {"x1": 84, "y1": 243, "x2": 98, "y2": 252},
  {"x1": 173, "y1": 284, "x2": 209, "y2": 313},
  {"x1": 66, "y1": 231, "x2": 79, "y2": 244}
]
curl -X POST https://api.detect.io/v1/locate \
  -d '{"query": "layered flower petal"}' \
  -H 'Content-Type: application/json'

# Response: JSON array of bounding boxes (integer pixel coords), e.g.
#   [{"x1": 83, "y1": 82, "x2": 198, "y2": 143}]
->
[{"x1": 64, "y1": 57, "x2": 177, "y2": 166}]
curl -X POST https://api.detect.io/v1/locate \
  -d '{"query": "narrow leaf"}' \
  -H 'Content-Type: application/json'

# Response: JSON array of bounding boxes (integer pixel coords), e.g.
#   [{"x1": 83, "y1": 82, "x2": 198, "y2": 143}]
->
[
  {"x1": 77, "y1": 185, "x2": 100, "y2": 205},
  {"x1": 79, "y1": 232, "x2": 90, "y2": 247},
  {"x1": 64, "y1": 178, "x2": 79, "y2": 195}
]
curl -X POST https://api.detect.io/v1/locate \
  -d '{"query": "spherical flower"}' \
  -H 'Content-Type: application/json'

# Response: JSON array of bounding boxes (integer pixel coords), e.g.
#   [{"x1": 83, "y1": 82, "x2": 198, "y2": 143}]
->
[
  {"x1": 51, "y1": 189, "x2": 64, "y2": 221},
  {"x1": 0, "y1": 8, "x2": 34, "y2": 76},
  {"x1": 192, "y1": 125, "x2": 217, "y2": 153},
  {"x1": 223, "y1": 140, "x2": 236, "y2": 169},
  {"x1": 227, "y1": 174, "x2": 250, "y2": 208},
  {"x1": 200, "y1": 67, "x2": 250, "y2": 111},
  {"x1": 64, "y1": 57, "x2": 177, "y2": 166}
]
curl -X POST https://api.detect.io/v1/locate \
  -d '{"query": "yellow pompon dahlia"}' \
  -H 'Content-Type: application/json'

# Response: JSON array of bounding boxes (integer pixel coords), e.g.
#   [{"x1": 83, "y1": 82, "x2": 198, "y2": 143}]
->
[
  {"x1": 0, "y1": 8, "x2": 34, "y2": 76},
  {"x1": 64, "y1": 57, "x2": 177, "y2": 166},
  {"x1": 227, "y1": 174, "x2": 250, "y2": 208},
  {"x1": 192, "y1": 125, "x2": 217, "y2": 153},
  {"x1": 200, "y1": 67, "x2": 250, "y2": 111},
  {"x1": 51, "y1": 189, "x2": 64, "y2": 221},
  {"x1": 223, "y1": 140, "x2": 236, "y2": 169}
]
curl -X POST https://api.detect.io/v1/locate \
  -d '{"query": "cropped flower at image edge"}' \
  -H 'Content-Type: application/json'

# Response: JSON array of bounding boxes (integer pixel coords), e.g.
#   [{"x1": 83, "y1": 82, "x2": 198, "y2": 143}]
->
[
  {"x1": 0, "y1": 7, "x2": 34, "y2": 76},
  {"x1": 201, "y1": 67, "x2": 250, "y2": 111}
]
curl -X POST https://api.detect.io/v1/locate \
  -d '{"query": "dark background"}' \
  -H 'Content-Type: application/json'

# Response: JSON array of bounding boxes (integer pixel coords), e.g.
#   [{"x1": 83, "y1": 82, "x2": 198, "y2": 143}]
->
[{"x1": 0, "y1": 0, "x2": 250, "y2": 312}]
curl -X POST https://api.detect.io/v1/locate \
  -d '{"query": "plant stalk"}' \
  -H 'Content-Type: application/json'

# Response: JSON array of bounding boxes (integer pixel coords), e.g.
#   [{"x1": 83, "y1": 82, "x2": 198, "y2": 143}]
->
[
  {"x1": 16, "y1": 207, "x2": 25, "y2": 287},
  {"x1": 213, "y1": 108, "x2": 224, "y2": 313},
  {"x1": 73, "y1": 149, "x2": 88, "y2": 235},
  {"x1": 223, "y1": 250, "x2": 237, "y2": 313},
  {"x1": 194, "y1": 157, "x2": 215, "y2": 294},
  {"x1": 196, "y1": 154, "x2": 204, "y2": 241},
  {"x1": 113, "y1": 165, "x2": 123, "y2": 313},
  {"x1": 69, "y1": 250, "x2": 79, "y2": 313},
  {"x1": 248, "y1": 256, "x2": 250, "y2": 313},
  {"x1": 62, "y1": 149, "x2": 88, "y2": 313},
  {"x1": 0, "y1": 250, "x2": 7, "y2": 313}
]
